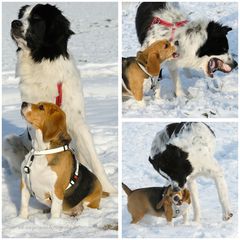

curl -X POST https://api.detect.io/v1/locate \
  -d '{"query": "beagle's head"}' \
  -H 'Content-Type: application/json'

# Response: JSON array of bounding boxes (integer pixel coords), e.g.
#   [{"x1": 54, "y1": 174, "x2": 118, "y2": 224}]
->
[
  {"x1": 21, "y1": 101, "x2": 71, "y2": 145},
  {"x1": 136, "y1": 39, "x2": 179, "y2": 76},
  {"x1": 156, "y1": 186, "x2": 191, "y2": 209}
]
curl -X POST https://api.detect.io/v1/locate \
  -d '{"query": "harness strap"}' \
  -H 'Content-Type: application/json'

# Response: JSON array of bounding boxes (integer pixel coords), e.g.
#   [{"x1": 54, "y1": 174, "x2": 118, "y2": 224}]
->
[
  {"x1": 66, "y1": 154, "x2": 80, "y2": 190},
  {"x1": 56, "y1": 82, "x2": 63, "y2": 107},
  {"x1": 136, "y1": 61, "x2": 153, "y2": 78},
  {"x1": 149, "y1": 17, "x2": 188, "y2": 41}
]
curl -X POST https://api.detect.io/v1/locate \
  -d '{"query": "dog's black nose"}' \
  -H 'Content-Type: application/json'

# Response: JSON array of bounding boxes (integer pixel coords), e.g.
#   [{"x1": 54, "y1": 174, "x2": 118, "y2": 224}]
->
[
  {"x1": 11, "y1": 20, "x2": 22, "y2": 28},
  {"x1": 233, "y1": 60, "x2": 238, "y2": 69},
  {"x1": 173, "y1": 195, "x2": 180, "y2": 202},
  {"x1": 21, "y1": 102, "x2": 28, "y2": 109}
]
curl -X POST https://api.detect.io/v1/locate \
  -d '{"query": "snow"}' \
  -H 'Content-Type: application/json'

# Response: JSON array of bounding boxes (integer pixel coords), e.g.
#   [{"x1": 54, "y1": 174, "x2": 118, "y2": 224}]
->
[
  {"x1": 122, "y1": 2, "x2": 238, "y2": 118},
  {"x1": 2, "y1": 2, "x2": 118, "y2": 238},
  {"x1": 122, "y1": 122, "x2": 238, "y2": 238}
]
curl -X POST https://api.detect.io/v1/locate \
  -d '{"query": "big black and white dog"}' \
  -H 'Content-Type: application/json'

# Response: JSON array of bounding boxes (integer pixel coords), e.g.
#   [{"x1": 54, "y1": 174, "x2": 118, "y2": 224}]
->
[
  {"x1": 3, "y1": 4, "x2": 115, "y2": 193},
  {"x1": 149, "y1": 122, "x2": 232, "y2": 222},
  {"x1": 136, "y1": 2, "x2": 238, "y2": 97}
]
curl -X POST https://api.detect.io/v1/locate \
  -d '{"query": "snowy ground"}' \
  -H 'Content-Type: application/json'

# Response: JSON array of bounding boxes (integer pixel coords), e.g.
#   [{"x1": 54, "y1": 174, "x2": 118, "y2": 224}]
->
[
  {"x1": 2, "y1": 2, "x2": 118, "y2": 238},
  {"x1": 122, "y1": 122, "x2": 238, "y2": 238},
  {"x1": 122, "y1": 2, "x2": 238, "y2": 118}
]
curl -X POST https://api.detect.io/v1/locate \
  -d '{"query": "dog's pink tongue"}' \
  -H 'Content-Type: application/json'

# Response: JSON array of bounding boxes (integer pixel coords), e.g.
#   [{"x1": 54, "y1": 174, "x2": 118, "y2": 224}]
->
[{"x1": 221, "y1": 62, "x2": 232, "y2": 72}]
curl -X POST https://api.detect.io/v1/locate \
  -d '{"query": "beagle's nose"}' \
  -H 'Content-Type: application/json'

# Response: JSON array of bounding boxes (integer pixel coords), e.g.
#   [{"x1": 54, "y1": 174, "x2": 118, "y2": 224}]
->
[
  {"x1": 173, "y1": 195, "x2": 180, "y2": 202},
  {"x1": 11, "y1": 20, "x2": 23, "y2": 29},
  {"x1": 21, "y1": 102, "x2": 28, "y2": 109}
]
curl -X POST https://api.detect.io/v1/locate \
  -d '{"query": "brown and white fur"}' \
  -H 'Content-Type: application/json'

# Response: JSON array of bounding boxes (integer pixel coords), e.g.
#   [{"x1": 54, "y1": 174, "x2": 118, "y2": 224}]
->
[
  {"x1": 122, "y1": 39, "x2": 178, "y2": 104},
  {"x1": 20, "y1": 102, "x2": 103, "y2": 218},
  {"x1": 122, "y1": 183, "x2": 191, "y2": 224}
]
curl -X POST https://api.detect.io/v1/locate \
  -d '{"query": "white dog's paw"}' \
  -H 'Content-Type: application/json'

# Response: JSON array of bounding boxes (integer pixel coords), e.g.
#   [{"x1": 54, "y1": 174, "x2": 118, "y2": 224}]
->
[
  {"x1": 19, "y1": 211, "x2": 28, "y2": 219},
  {"x1": 223, "y1": 212, "x2": 233, "y2": 221}
]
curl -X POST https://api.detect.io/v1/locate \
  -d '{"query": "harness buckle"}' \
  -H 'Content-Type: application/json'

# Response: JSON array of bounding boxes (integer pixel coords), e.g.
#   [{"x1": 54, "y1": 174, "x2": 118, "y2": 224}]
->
[{"x1": 24, "y1": 166, "x2": 30, "y2": 174}]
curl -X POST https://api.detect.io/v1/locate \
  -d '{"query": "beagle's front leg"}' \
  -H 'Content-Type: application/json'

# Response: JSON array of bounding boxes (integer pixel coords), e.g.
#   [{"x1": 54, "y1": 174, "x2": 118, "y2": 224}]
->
[
  {"x1": 50, "y1": 192, "x2": 63, "y2": 218},
  {"x1": 19, "y1": 178, "x2": 31, "y2": 219}
]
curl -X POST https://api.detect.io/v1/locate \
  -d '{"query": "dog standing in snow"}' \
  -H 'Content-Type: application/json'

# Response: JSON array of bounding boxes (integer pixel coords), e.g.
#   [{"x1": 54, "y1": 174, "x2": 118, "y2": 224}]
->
[
  {"x1": 136, "y1": 2, "x2": 238, "y2": 97},
  {"x1": 3, "y1": 4, "x2": 115, "y2": 193}
]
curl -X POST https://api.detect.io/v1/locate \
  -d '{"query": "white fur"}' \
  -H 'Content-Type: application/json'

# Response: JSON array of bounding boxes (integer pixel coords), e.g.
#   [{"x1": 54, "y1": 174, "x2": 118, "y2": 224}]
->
[
  {"x1": 4, "y1": 5, "x2": 115, "y2": 193},
  {"x1": 142, "y1": 4, "x2": 235, "y2": 97},
  {"x1": 150, "y1": 123, "x2": 232, "y2": 222},
  {"x1": 20, "y1": 129, "x2": 61, "y2": 219}
]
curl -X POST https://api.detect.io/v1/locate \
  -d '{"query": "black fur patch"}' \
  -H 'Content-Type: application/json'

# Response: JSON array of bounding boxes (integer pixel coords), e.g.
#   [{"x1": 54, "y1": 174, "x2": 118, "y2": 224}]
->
[
  {"x1": 149, "y1": 144, "x2": 193, "y2": 188},
  {"x1": 143, "y1": 187, "x2": 168, "y2": 211},
  {"x1": 64, "y1": 162, "x2": 96, "y2": 208},
  {"x1": 22, "y1": 4, "x2": 74, "y2": 62},
  {"x1": 135, "y1": 2, "x2": 167, "y2": 44},
  {"x1": 166, "y1": 122, "x2": 186, "y2": 137},
  {"x1": 196, "y1": 21, "x2": 231, "y2": 57}
]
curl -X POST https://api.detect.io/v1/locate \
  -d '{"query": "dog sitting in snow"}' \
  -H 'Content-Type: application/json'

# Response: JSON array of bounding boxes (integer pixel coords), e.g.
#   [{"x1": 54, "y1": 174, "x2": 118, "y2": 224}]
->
[
  {"x1": 3, "y1": 4, "x2": 115, "y2": 194},
  {"x1": 136, "y1": 2, "x2": 238, "y2": 97},
  {"x1": 122, "y1": 183, "x2": 191, "y2": 224},
  {"x1": 122, "y1": 39, "x2": 178, "y2": 104},
  {"x1": 20, "y1": 102, "x2": 103, "y2": 218}
]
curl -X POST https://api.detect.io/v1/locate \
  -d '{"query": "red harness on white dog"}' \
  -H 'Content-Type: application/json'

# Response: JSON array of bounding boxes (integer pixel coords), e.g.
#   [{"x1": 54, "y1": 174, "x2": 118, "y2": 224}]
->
[
  {"x1": 56, "y1": 82, "x2": 63, "y2": 107},
  {"x1": 149, "y1": 17, "x2": 188, "y2": 41}
]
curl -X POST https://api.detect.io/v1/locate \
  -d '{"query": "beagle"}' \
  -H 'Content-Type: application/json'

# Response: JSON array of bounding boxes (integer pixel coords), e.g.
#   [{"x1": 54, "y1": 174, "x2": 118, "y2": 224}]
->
[
  {"x1": 122, "y1": 183, "x2": 191, "y2": 224},
  {"x1": 122, "y1": 39, "x2": 178, "y2": 103},
  {"x1": 20, "y1": 102, "x2": 103, "y2": 219}
]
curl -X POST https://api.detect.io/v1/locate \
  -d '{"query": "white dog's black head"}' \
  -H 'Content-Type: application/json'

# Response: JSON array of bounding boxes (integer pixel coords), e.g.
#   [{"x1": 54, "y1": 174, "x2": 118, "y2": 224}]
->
[
  {"x1": 11, "y1": 4, "x2": 74, "y2": 62},
  {"x1": 196, "y1": 21, "x2": 237, "y2": 78}
]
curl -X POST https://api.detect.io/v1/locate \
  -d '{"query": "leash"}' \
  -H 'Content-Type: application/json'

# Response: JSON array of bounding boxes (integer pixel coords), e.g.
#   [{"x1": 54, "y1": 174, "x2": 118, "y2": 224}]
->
[
  {"x1": 23, "y1": 145, "x2": 79, "y2": 196},
  {"x1": 149, "y1": 17, "x2": 188, "y2": 41},
  {"x1": 56, "y1": 82, "x2": 63, "y2": 107}
]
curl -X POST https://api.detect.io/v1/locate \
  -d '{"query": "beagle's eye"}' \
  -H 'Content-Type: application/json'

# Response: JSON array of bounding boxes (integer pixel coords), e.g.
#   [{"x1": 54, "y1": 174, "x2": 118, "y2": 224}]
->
[
  {"x1": 39, "y1": 105, "x2": 44, "y2": 111},
  {"x1": 163, "y1": 43, "x2": 169, "y2": 49}
]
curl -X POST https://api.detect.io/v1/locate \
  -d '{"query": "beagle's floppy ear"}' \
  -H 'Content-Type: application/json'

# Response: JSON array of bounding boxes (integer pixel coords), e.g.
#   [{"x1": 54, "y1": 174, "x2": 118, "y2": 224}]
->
[
  {"x1": 156, "y1": 187, "x2": 171, "y2": 209},
  {"x1": 136, "y1": 51, "x2": 147, "y2": 66},
  {"x1": 182, "y1": 189, "x2": 191, "y2": 204},
  {"x1": 42, "y1": 110, "x2": 71, "y2": 144},
  {"x1": 146, "y1": 52, "x2": 161, "y2": 76}
]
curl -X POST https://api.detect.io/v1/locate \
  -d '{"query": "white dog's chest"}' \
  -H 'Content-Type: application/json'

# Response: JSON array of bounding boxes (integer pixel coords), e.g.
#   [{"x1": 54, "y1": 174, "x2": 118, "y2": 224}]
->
[{"x1": 22, "y1": 153, "x2": 57, "y2": 206}]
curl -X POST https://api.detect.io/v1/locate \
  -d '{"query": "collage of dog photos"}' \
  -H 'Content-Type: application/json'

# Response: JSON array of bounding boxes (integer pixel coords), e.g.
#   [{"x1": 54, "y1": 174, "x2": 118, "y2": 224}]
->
[{"x1": 1, "y1": 0, "x2": 239, "y2": 239}]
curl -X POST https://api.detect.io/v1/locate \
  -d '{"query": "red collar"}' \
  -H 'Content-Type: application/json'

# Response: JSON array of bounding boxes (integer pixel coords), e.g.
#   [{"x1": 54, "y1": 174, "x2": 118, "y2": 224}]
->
[
  {"x1": 149, "y1": 17, "x2": 188, "y2": 41},
  {"x1": 56, "y1": 82, "x2": 63, "y2": 107}
]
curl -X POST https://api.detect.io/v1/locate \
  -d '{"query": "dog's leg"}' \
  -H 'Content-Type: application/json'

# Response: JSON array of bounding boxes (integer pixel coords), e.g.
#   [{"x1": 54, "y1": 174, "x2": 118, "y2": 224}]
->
[
  {"x1": 151, "y1": 76, "x2": 161, "y2": 100},
  {"x1": 19, "y1": 179, "x2": 31, "y2": 219},
  {"x1": 167, "y1": 62, "x2": 185, "y2": 97},
  {"x1": 67, "y1": 115, "x2": 116, "y2": 193},
  {"x1": 188, "y1": 179, "x2": 201, "y2": 223},
  {"x1": 51, "y1": 194, "x2": 63, "y2": 218},
  {"x1": 182, "y1": 209, "x2": 189, "y2": 225},
  {"x1": 211, "y1": 165, "x2": 233, "y2": 221}
]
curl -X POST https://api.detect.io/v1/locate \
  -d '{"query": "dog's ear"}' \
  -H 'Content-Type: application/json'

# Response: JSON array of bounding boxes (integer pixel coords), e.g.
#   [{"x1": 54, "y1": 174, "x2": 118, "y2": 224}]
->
[
  {"x1": 42, "y1": 110, "x2": 71, "y2": 144},
  {"x1": 156, "y1": 187, "x2": 171, "y2": 209},
  {"x1": 182, "y1": 188, "x2": 191, "y2": 204},
  {"x1": 136, "y1": 51, "x2": 147, "y2": 66},
  {"x1": 146, "y1": 52, "x2": 160, "y2": 76},
  {"x1": 156, "y1": 198, "x2": 165, "y2": 209}
]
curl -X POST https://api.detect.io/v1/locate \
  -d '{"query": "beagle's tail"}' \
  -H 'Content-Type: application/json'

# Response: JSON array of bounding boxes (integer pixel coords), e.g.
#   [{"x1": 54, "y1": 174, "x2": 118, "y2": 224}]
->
[{"x1": 122, "y1": 183, "x2": 132, "y2": 196}]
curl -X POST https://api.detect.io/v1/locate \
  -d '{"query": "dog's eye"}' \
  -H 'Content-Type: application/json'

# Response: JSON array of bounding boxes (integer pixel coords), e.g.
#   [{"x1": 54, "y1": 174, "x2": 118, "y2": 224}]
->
[
  {"x1": 32, "y1": 14, "x2": 41, "y2": 21},
  {"x1": 39, "y1": 105, "x2": 44, "y2": 111},
  {"x1": 174, "y1": 40, "x2": 179, "y2": 46},
  {"x1": 163, "y1": 43, "x2": 169, "y2": 49}
]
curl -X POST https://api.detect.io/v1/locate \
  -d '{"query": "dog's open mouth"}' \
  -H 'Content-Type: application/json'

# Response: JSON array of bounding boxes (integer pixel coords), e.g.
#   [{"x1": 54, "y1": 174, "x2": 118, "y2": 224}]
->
[
  {"x1": 172, "y1": 52, "x2": 179, "y2": 59},
  {"x1": 207, "y1": 58, "x2": 232, "y2": 78}
]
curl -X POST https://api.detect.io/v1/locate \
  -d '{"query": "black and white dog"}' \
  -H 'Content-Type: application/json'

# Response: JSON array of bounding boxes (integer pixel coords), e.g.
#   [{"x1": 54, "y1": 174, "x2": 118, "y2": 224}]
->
[
  {"x1": 136, "y1": 2, "x2": 238, "y2": 97},
  {"x1": 149, "y1": 122, "x2": 232, "y2": 222},
  {"x1": 3, "y1": 4, "x2": 115, "y2": 193}
]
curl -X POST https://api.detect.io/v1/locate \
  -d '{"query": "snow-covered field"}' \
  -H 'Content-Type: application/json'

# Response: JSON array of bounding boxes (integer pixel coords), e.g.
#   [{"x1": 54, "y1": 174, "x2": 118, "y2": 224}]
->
[
  {"x1": 122, "y1": 2, "x2": 238, "y2": 118},
  {"x1": 122, "y1": 122, "x2": 238, "y2": 238},
  {"x1": 2, "y1": 2, "x2": 118, "y2": 238}
]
